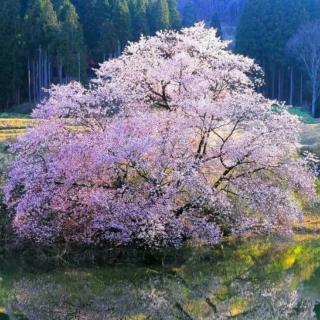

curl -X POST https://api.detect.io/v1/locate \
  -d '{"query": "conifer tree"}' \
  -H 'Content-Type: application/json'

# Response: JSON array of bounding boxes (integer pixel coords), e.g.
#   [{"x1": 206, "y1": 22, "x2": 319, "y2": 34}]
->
[
  {"x1": 129, "y1": 0, "x2": 149, "y2": 40},
  {"x1": 53, "y1": 0, "x2": 86, "y2": 82},
  {"x1": 0, "y1": 0, "x2": 183, "y2": 110},
  {"x1": 210, "y1": 13, "x2": 222, "y2": 38},
  {"x1": 113, "y1": 0, "x2": 132, "y2": 49},
  {"x1": 236, "y1": 0, "x2": 320, "y2": 102},
  {"x1": 0, "y1": 0, "x2": 23, "y2": 109},
  {"x1": 71, "y1": 0, "x2": 103, "y2": 60},
  {"x1": 168, "y1": 0, "x2": 181, "y2": 30},
  {"x1": 149, "y1": 0, "x2": 170, "y2": 34},
  {"x1": 182, "y1": 0, "x2": 197, "y2": 27},
  {"x1": 24, "y1": 0, "x2": 58, "y2": 54}
]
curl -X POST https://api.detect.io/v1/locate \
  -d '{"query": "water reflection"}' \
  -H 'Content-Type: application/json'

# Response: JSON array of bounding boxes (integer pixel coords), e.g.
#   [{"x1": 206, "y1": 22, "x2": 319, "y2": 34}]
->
[{"x1": 1, "y1": 236, "x2": 320, "y2": 319}]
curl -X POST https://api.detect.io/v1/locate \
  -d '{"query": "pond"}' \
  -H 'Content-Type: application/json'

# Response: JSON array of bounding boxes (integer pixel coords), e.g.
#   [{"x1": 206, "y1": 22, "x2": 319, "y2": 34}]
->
[{"x1": 1, "y1": 235, "x2": 320, "y2": 319}]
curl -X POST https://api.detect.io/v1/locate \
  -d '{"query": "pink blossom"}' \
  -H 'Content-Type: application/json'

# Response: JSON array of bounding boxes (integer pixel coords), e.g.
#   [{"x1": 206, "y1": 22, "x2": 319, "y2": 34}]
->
[{"x1": 4, "y1": 24, "x2": 316, "y2": 248}]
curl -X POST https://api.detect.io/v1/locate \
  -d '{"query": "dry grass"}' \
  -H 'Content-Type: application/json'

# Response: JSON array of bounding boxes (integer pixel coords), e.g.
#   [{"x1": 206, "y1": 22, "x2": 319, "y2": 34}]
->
[
  {"x1": 293, "y1": 214, "x2": 320, "y2": 235},
  {"x1": 0, "y1": 118, "x2": 35, "y2": 143},
  {"x1": 0, "y1": 118, "x2": 36, "y2": 129}
]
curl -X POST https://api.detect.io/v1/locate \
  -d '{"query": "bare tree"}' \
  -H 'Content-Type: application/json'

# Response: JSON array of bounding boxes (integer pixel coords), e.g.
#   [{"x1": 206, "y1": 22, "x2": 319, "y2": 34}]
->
[{"x1": 287, "y1": 21, "x2": 320, "y2": 117}]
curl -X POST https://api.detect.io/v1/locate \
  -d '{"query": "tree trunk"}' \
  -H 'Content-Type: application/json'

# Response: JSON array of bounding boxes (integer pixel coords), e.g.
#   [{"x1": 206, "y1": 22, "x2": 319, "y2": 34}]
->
[
  {"x1": 17, "y1": 88, "x2": 20, "y2": 106},
  {"x1": 28, "y1": 58, "x2": 31, "y2": 103},
  {"x1": 263, "y1": 60, "x2": 269, "y2": 96},
  {"x1": 32, "y1": 60, "x2": 36, "y2": 102},
  {"x1": 272, "y1": 65, "x2": 275, "y2": 99},
  {"x1": 278, "y1": 68, "x2": 282, "y2": 100},
  {"x1": 59, "y1": 59, "x2": 63, "y2": 84},
  {"x1": 48, "y1": 57, "x2": 51, "y2": 85},
  {"x1": 36, "y1": 59, "x2": 39, "y2": 101},
  {"x1": 39, "y1": 47, "x2": 42, "y2": 100},
  {"x1": 78, "y1": 52, "x2": 81, "y2": 82},
  {"x1": 289, "y1": 67, "x2": 294, "y2": 106},
  {"x1": 300, "y1": 73, "x2": 303, "y2": 106},
  {"x1": 312, "y1": 80, "x2": 317, "y2": 117},
  {"x1": 44, "y1": 51, "x2": 47, "y2": 89}
]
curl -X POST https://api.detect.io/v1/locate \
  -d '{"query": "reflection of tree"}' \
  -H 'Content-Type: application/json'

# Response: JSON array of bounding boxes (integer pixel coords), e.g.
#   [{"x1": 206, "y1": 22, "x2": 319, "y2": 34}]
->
[{"x1": 5, "y1": 238, "x2": 320, "y2": 319}]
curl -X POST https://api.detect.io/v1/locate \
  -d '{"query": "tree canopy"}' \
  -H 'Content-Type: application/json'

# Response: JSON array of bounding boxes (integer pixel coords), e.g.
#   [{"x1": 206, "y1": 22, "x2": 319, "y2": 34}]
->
[{"x1": 5, "y1": 24, "x2": 315, "y2": 248}]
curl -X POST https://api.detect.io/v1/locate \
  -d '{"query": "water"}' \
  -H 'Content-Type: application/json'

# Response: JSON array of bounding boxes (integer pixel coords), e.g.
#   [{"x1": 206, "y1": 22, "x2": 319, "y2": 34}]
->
[{"x1": 1, "y1": 235, "x2": 320, "y2": 319}]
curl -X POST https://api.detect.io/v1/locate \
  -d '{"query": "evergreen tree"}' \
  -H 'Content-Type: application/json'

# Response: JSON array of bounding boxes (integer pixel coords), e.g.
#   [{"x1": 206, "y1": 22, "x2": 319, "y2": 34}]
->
[
  {"x1": 182, "y1": 0, "x2": 197, "y2": 27},
  {"x1": 210, "y1": 13, "x2": 222, "y2": 38},
  {"x1": 20, "y1": 0, "x2": 29, "y2": 16},
  {"x1": 148, "y1": 0, "x2": 170, "y2": 34},
  {"x1": 129, "y1": 0, "x2": 149, "y2": 40},
  {"x1": 235, "y1": 0, "x2": 268, "y2": 63},
  {"x1": 0, "y1": 0, "x2": 182, "y2": 110},
  {"x1": 53, "y1": 0, "x2": 86, "y2": 81},
  {"x1": 71, "y1": 0, "x2": 103, "y2": 60},
  {"x1": 168, "y1": 0, "x2": 181, "y2": 30},
  {"x1": 97, "y1": 0, "x2": 118, "y2": 59},
  {"x1": 113, "y1": 0, "x2": 132, "y2": 48},
  {"x1": 236, "y1": 0, "x2": 319, "y2": 102},
  {"x1": 24, "y1": 0, "x2": 59, "y2": 101},
  {"x1": 24, "y1": 0, "x2": 58, "y2": 54},
  {"x1": 0, "y1": 0, "x2": 23, "y2": 109}
]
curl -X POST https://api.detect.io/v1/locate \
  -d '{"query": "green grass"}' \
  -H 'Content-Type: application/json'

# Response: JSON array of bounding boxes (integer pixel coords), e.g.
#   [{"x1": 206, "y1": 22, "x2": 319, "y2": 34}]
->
[
  {"x1": 0, "y1": 113, "x2": 30, "y2": 119},
  {"x1": 288, "y1": 107, "x2": 318, "y2": 124}
]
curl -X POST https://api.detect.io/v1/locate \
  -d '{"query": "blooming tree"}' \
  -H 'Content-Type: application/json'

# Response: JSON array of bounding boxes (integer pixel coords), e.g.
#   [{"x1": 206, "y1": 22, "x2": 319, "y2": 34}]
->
[{"x1": 4, "y1": 23, "x2": 316, "y2": 247}]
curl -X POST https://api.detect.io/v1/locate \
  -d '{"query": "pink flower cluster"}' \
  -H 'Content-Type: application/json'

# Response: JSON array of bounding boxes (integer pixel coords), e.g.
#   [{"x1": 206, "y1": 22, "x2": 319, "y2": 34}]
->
[{"x1": 4, "y1": 23, "x2": 316, "y2": 247}]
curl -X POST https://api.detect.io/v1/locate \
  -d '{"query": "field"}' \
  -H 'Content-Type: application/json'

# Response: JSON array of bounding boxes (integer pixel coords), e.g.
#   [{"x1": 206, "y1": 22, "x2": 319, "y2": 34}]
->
[{"x1": 0, "y1": 114, "x2": 35, "y2": 143}]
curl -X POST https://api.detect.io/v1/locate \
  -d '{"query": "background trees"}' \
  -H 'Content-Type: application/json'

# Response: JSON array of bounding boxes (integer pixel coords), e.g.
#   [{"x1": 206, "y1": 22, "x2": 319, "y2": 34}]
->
[
  {"x1": 0, "y1": 0, "x2": 24, "y2": 109},
  {"x1": 24, "y1": 0, "x2": 58, "y2": 102},
  {"x1": 53, "y1": 0, "x2": 86, "y2": 83},
  {"x1": 288, "y1": 22, "x2": 320, "y2": 117},
  {"x1": 0, "y1": 0, "x2": 182, "y2": 112},
  {"x1": 3, "y1": 0, "x2": 320, "y2": 116},
  {"x1": 236, "y1": 0, "x2": 320, "y2": 114}
]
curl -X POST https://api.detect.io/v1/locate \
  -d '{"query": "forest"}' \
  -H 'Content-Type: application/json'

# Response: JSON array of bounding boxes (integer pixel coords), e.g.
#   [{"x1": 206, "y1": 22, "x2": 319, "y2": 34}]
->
[
  {"x1": 3, "y1": 0, "x2": 320, "y2": 117},
  {"x1": 0, "y1": 0, "x2": 181, "y2": 110}
]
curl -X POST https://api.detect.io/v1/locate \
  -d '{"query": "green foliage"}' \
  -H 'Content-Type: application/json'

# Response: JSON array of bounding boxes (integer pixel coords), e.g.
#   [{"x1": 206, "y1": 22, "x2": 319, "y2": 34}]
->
[
  {"x1": 182, "y1": 0, "x2": 197, "y2": 27},
  {"x1": 129, "y1": 0, "x2": 150, "y2": 41},
  {"x1": 288, "y1": 107, "x2": 318, "y2": 124},
  {"x1": 114, "y1": 0, "x2": 132, "y2": 43},
  {"x1": 210, "y1": 13, "x2": 222, "y2": 38},
  {"x1": 148, "y1": 0, "x2": 170, "y2": 34},
  {"x1": 236, "y1": 0, "x2": 316, "y2": 65},
  {"x1": 0, "y1": 0, "x2": 24, "y2": 108},
  {"x1": 24, "y1": 0, "x2": 59, "y2": 54},
  {"x1": 236, "y1": 0, "x2": 320, "y2": 108},
  {"x1": 0, "y1": 0, "x2": 182, "y2": 110},
  {"x1": 168, "y1": 0, "x2": 181, "y2": 30},
  {"x1": 53, "y1": 0, "x2": 86, "y2": 79}
]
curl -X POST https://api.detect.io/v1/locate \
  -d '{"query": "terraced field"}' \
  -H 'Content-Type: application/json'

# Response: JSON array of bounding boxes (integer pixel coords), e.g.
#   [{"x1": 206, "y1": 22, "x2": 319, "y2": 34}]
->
[
  {"x1": 0, "y1": 117, "x2": 35, "y2": 143},
  {"x1": 0, "y1": 115, "x2": 35, "y2": 185}
]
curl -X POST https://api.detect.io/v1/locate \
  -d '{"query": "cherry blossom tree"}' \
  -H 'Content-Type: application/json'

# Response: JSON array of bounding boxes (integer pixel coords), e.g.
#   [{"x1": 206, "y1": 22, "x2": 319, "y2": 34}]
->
[{"x1": 4, "y1": 23, "x2": 316, "y2": 248}]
